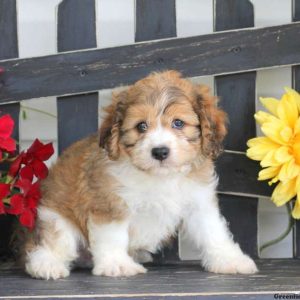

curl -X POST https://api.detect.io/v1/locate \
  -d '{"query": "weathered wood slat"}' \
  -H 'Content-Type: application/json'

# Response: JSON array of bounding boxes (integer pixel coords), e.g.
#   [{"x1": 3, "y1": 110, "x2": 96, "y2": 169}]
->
[
  {"x1": 0, "y1": 0, "x2": 19, "y2": 260},
  {"x1": 57, "y1": 0, "x2": 99, "y2": 153},
  {"x1": 292, "y1": 0, "x2": 300, "y2": 259},
  {"x1": 215, "y1": 0, "x2": 258, "y2": 258},
  {"x1": 0, "y1": 0, "x2": 18, "y2": 59},
  {"x1": 135, "y1": 0, "x2": 179, "y2": 263},
  {"x1": 1, "y1": 22, "x2": 300, "y2": 102},
  {"x1": 0, "y1": 260, "x2": 300, "y2": 299},
  {"x1": 135, "y1": 0, "x2": 176, "y2": 42},
  {"x1": 216, "y1": 152, "x2": 272, "y2": 197}
]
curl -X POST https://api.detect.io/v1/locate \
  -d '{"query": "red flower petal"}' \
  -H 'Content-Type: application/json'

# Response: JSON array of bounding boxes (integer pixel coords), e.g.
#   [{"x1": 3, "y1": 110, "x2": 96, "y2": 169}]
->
[
  {"x1": 19, "y1": 209, "x2": 35, "y2": 230},
  {"x1": 34, "y1": 143, "x2": 54, "y2": 161},
  {"x1": 8, "y1": 153, "x2": 25, "y2": 177},
  {"x1": 6, "y1": 194, "x2": 24, "y2": 215},
  {"x1": 0, "y1": 115, "x2": 14, "y2": 139},
  {"x1": 0, "y1": 137, "x2": 16, "y2": 152},
  {"x1": 0, "y1": 183, "x2": 11, "y2": 199},
  {"x1": 27, "y1": 139, "x2": 44, "y2": 155},
  {"x1": 15, "y1": 178, "x2": 32, "y2": 196},
  {"x1": 20, "y1": 165, "x2": 34, "y2": 182},
  {"x1": 32, "y1": 159, "x2": 48, "y2": 179}
]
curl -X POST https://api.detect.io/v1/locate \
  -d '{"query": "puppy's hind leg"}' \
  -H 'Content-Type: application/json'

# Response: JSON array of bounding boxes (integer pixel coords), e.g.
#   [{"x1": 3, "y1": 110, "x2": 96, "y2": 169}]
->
[
  {"x1": 25, "y1": 206, "x2": 82, "y2": 280},
  {"x1": 88, "y1": 217, "x2": 146, "y2": 277}
]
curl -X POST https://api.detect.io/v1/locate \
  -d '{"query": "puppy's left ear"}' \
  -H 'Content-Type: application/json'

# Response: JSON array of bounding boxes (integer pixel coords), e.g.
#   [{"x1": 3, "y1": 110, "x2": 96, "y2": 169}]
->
[
  {"x1": 99, "y1": 90, "x2": 127, "y2": 160},
  {"x1": 194, "y1": 85, "x2": 227, "y2": 159}
]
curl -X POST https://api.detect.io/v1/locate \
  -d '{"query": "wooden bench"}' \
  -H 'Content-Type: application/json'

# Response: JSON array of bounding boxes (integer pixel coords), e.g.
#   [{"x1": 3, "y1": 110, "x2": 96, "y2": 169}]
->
[{"x1": 1, "y1": 0, "x2": 300, "y2": 298}]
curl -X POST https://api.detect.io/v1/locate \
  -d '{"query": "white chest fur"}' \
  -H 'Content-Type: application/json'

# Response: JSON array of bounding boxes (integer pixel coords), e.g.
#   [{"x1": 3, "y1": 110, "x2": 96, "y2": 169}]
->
[{"x1": 108, "y1": 161, "x2": 217, "y2": 253}]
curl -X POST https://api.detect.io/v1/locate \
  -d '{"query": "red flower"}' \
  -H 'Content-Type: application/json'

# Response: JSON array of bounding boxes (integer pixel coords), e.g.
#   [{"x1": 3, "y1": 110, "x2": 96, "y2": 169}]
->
[
  {"x1": 7, "y1": 179, "x2": 41, "y2": 229},
  {"x1": 9, "y1": 139, "x2": 54, "y2": 180},
  {"x1": 0, "y1": 115, "x2": 16, "y2": 159},
  {"x1": 0, "y1": 183, "x2": 11, "y2": 214}
]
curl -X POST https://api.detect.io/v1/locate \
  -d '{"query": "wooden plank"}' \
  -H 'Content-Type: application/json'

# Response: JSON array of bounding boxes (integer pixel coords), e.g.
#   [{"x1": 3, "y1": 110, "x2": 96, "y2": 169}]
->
[
  {"x1": 216, "y1": 152, "x2": 272, "y2": 197},
  {"x1": 1, "y1": 22, "x2": 300, "y2": 102},
  {"x1": 135, "y1": 0, "x2": 179, "y2": 263},
  {"x1": 135, "y1": 0, "x2": 176, "y2": 42},
  {"x1": 215, "y1": 0, "x2": 258, "y2": 258},
  {"x1": 0, "y1": 0, "x2": 19, "y2": 260},
  {"x1": 0, "y1": 0, "x2": 18, "y2": 59},
  {"x1": 1, "y1": 260, "x2": 300, "y2": 298},
  {"x1": 292, "y1": 0, "x2": 300, "y2": 259},
  {"x1": 57, "y1": 94, "x2": 99, "y2": 153},
  {"x1": 57, "y1": 0, "x2": 98, "y2": 153}
]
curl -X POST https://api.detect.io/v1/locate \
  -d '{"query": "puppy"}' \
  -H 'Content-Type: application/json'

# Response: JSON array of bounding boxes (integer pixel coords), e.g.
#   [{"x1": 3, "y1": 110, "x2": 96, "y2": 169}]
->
[{"x1": 24, "y1": 70, "x2": 257, "y2": 280}]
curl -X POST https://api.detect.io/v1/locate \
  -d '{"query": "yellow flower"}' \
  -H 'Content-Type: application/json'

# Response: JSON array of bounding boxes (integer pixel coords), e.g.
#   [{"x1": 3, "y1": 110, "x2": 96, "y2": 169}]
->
[{"x1": 246, "y1": 88, "x2": 300, "y2": 218}]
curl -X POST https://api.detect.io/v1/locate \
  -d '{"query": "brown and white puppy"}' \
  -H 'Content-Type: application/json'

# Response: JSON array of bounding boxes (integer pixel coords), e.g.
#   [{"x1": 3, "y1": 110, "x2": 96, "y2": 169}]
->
[{"x1": 24, "y1": 70, "x2": 257, "y2": 280}]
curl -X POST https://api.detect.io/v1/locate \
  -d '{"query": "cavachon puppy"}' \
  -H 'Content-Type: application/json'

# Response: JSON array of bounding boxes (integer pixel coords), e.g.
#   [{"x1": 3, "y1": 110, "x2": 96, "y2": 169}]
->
[{"x1": 24, "y1": 70, "x2": 257, "y2": 280}]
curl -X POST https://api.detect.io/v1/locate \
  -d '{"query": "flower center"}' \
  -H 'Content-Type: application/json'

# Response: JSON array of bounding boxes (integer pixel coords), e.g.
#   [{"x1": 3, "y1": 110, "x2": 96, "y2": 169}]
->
[{"x1": 292, "y1": 134, "x2": 300, "y2": 165}]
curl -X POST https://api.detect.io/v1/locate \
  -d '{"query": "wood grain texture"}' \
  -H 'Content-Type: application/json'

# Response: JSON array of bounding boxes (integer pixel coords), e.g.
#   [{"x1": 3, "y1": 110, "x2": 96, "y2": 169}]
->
[
  {"x1": 292, "y1": 0, "x2": 300, "y2": 259},
  {"x1": 135, "y1": 0, "x2": 179, "y2": 263},
  {"x1": 57, "y1": 0, "x2": 98, "y2": 153},
  {"x1": 1, "y1": 22, "x2": 300, "y2": 102},
  {"x1": 0, "y1": 0, "x2": 19, "y2": 260},
  {"x1": 215, "y1": 0, "x2": 258, "y2": 258},
  {"x1": 135, "y1": 0, "x2": 176, "y2": 42},
  {"x1": 0, "y1": 260, "x2": 300, "y2": 298}
]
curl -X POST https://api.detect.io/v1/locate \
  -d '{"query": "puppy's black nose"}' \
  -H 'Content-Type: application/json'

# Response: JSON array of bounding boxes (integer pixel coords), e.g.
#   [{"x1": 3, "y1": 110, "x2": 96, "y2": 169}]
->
[{"x1": 151, "y1": 147, "x2": 170, "y2": 161}]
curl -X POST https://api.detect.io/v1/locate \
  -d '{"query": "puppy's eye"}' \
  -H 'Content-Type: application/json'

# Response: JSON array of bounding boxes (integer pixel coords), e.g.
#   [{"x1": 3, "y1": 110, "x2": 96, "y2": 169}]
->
[
  {"x1": 136, "y1": 121, "x2": 148, "y2": 133},
  {"x1": 172, "y1": 119, "x2": 185, "y2": 129}
]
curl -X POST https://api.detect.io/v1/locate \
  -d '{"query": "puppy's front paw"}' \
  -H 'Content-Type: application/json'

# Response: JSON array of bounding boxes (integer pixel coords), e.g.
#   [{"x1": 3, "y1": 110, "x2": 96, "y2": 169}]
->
[
  {"x1": 93, "y1": 256, "x2": 147, "y2": 277},
  {"x1": 26, "y1": 249, "x2": 70, "y2": 280},
  {"x1": 206, "y1": 254, "x2": 258, "y2": 275}
]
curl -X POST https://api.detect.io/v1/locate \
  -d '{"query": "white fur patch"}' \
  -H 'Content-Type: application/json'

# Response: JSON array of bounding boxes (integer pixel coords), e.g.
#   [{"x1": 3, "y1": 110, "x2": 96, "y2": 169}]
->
[
  {"x1": 25, "y1": 207, "x2": 83, "y2": 280},
  {"x1": 87, "y1": 219, "x2": 146, "y2": 277}
]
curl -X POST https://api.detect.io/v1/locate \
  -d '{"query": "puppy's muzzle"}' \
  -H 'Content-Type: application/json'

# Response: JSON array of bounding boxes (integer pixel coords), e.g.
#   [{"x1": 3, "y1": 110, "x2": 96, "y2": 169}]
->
[{"x1": 151, "y1": 147, "x2": 170, "y2": 161}]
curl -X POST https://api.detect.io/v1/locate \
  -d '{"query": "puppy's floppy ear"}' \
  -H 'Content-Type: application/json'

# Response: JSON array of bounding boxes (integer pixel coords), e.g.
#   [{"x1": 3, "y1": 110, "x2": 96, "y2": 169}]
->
[
  {"x1": 99, "y1": 90, "x2": 127, "y2": 160},
  {"x1": 194, "y1": 85, "x2": 227, "y2": 159}
]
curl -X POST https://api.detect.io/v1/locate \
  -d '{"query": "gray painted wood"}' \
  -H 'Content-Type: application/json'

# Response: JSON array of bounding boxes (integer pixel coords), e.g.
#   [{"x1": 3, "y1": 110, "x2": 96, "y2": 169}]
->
[
  {"x1": 0, "y1": 0, "x2": 18, "y2": 60},
  {"x1": 215, "y1": 0, "x2": 258, "y2": 258},
  {"x1": 135, "y1": 0, "x2": 176, "y2": 42},
  {"x1": 57, "y1": 0, "x2": 98, "y2": 153},
  {"x1": 292, "y1": 0, "x2": 300, "y2": 259},
  {"x1": 1, "y1": 22, "x2": 300, "y2": 103},
  {"x1": 0, "y1": 260, "x2": 300, "y2": 298},
  {"x1": 0, "y1": 0, "x2": 19, "y2": 260},
  {"x1": 135, "y1": 0, "x2": 179, "y2": 263},
  {"x1": 216, "y1": 152, "x2": 272, "y2": 197}
]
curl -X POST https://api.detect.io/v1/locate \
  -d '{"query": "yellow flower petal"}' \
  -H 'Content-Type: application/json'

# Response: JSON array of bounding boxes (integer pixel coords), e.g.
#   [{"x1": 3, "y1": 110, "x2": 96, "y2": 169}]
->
[
  {"x1": 272, "y1": 179, "x2": 297, "y2": 206},
  {"x1": 284, "y1": 87, "x2": 300, "y2": 113},
  {"x1": 260, "y1": 149, "x2": 281, "y2": 167},
  {"x1": 278, "y1": 158, "x2": 300, "y2": 182},
  {"x1": 246, "y1": 137, "x2": 280, "y2": 161},
  {"x1": 261, "y1": 121, "x2": 291, "y2": 144},
  {"x1": 294, "y1": 118, "x2": 300, "y2": 135},
  {"x1": 258, "y1": 166, "x2": 281, "y2": 181},
  {"x1": 274, "y1": 146, "x2": 293, "y2": 164},
  {"x1": 254, "y1": 111, "x2": 277, "y2": 125},
  {"x1": 277, "y1": 94, "x2": 298, "y2": 128},
  {"x1": 260, "y1": 97, "x2": 279, "y2": 117}
]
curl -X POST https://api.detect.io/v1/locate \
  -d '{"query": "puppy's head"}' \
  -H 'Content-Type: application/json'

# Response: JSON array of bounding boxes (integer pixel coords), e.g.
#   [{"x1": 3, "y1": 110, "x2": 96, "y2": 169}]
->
[{"x1": 100, "y1": 70, "x2": 227, "y2": 174}]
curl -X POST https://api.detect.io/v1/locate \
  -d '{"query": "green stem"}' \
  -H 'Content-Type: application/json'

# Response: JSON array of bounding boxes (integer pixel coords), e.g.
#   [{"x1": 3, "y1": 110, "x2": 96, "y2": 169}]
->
[
  {"x1": 259, "y1": 202, "x2": 294, "y2": 253},
  {"x1": 20, "y1": 105, "x2": 57, "y2": 119}
]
